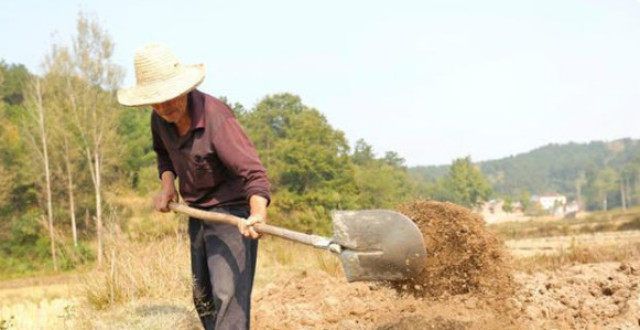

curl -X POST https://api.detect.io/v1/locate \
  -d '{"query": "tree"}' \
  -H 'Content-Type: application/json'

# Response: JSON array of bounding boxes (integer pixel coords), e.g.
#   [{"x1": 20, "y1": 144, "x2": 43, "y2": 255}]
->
[
  {"x1": 382, "y1": 151, "x2": 406, "y2": 169},
  {"x1": 0, "y1": 71, "x2": 16, "y2": 209},
  {"x1": 61, "y1": 13, "x2": 124, "y2": 265},
  {"x1": 218, "y1": 96, "x2": 248, "y2": 120},
  {"x1": 351, "y1": 139, "x2": 415, "y2": 208},
  {"x1": 436, "y1": 156, "x2": 492, "y2": 208},
  {"x1": 23, "y1": 78, "x2": 57, "y2": 270},
  {"x1": 352, "y1": 139, "x2": 375, "y2": 165},
  {"x1": 619, "y1": 163, "x2": 640, "y2": 211},
  {"x1": 242, "y1": 94, "x2": 358, "y2": 233},
  {"x1": 353, "y1": 161, "x2": 415, "y2": 209},
  {"x1": 0, "y1": 61, "x2": 30, "y2": 105},
  {"x1": 518, "y1": 190, "x2": 532, "y2": 212},
  {"x1": 622, "y1": 161, "x2": 640, "y2": 207},
  {"x1": 586, "y1": 167, "x2": 618, "y2": 211},
  {"x1": 41, "y1": 45, "x2": 83, "y2": 247},
  {"x1": 0, "y1": 63, "x2": 32, "y2": 212},
  {"x1": 574, "y1": 171, "x2": 586, "y2": 210},
  {"x1": 116, "y1": 107, "x2": 155, "y2": 191}
]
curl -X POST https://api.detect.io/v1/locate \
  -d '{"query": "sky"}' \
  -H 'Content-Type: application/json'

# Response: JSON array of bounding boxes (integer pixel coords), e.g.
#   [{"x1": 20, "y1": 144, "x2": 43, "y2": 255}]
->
[{"x1": 1, "y1": 0, "x2": 639, "y2": 166}]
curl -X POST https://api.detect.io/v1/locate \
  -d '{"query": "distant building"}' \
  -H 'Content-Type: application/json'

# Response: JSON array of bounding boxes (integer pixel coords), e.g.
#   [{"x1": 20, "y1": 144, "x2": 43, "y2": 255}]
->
[
  {"x1": 532, "y1": 194, "x2": 567, "y2": 211},
  {"x1": 530, "y1": 193, "x2": 582, "y2": 218}
]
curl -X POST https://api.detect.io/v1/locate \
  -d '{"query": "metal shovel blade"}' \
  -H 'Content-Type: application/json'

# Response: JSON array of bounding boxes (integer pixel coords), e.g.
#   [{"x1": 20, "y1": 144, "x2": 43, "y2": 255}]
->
[{"x1": 331, "y1": 210, "x2": 427, "y2": 282}]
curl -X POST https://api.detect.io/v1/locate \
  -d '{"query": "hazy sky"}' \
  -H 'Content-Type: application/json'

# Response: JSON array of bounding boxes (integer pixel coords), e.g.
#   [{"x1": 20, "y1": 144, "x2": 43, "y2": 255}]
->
[{"x1": 1, "y1": 0, "x2": 639, "y2": 166}]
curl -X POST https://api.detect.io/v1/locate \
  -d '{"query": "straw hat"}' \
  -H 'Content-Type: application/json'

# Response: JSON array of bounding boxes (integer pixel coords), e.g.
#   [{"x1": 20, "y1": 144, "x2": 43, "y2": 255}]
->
[{"x1": 117, "y1": 43, "x2": 205, "y2": 106}]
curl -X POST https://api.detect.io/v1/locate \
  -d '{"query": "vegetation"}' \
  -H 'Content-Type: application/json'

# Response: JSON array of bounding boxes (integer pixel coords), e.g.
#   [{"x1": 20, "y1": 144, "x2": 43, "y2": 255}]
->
[
  {"x1": 0, "y1": 14, "x2": 138, "y2": 277},
  {"x1": 2, "y1": 11, "x2": 638, "y2": 282},
  {"x1": 490, "y1": 206, "x2": 640, "y2": 240},
  {"x1": 513, "y1": 242, "x2": 640, "y2": 273},
  {"x1": 0, "y1": 13, "x2": 438, "y2": 276},
  {"x1": 426, "y1": 156, "x2": 492, "y2": 208},
  {"x1": 412, "y1": 139, "x2": 640, "y2": 211}
]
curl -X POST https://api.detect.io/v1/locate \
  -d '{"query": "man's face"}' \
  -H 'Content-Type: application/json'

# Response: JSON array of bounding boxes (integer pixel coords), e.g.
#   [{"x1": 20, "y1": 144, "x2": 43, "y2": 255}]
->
[{"x1": 152, "y1": 94, "x2": 188, "y2": 123}]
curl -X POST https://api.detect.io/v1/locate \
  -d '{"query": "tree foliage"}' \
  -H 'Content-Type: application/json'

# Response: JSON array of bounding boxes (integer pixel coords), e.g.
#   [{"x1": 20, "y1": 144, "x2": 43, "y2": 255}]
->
[
  {"x1": 0, "y1": 13, "x2": 129, "y2": 274},
  {"x1": 412, "y1": 139, "x2": 640, "y2": 211},
  {"x1": 240, "y1": 94, "x2": 359, "y2": 232},
  {"x1": 431, "y1": 156, "x2": 492, "y2": 208}
]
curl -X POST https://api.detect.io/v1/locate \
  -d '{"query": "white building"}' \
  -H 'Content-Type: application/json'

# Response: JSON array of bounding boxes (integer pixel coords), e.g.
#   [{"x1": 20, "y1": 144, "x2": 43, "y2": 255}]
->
[{"x1": 534, "y1": 194, "x2": 567, "y2": 211}]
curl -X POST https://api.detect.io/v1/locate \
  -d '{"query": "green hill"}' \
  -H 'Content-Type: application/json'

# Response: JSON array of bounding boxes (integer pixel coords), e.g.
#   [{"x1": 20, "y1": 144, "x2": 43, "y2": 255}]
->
[{"x1": 411, "y1": 139, "x2": 640, "y2": 210}]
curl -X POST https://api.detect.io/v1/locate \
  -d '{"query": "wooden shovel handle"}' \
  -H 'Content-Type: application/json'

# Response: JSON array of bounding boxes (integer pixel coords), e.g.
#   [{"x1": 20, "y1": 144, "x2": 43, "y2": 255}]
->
[{"x1": 168, "y1": 202, "x2": 332, "y2": 249}]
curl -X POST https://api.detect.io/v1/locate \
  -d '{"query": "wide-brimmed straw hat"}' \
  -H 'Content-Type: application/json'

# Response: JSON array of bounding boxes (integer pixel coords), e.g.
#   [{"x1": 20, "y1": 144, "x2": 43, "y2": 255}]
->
[{"x1": 117, "y1": 43, "x2": 205, "y2": 106}]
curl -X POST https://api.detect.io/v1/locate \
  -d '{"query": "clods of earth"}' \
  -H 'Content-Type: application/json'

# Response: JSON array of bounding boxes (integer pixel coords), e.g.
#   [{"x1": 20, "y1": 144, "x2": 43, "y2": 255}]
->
[{"x1": 252, "y1": 201, "x2": 640, "y2": 329}]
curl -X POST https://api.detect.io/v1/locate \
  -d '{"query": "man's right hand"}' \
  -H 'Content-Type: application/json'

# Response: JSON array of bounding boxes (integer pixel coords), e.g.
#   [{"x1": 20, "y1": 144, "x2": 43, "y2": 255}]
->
[
  {"x1": 154, "y1": 188, "x2": 176, "y2": 212},
  {"x1": 155, "y1": 171, "x2": 177, "y2": 212}
]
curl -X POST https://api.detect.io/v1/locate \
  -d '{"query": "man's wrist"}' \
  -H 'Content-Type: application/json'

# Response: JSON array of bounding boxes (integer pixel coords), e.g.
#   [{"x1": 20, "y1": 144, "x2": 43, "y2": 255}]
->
[
  {"x1": 249, "y1": 195, "x2": 268, "y2": 218},
  {"x1": 160, "y1": 171, "x2": 176, "y2": 192}
]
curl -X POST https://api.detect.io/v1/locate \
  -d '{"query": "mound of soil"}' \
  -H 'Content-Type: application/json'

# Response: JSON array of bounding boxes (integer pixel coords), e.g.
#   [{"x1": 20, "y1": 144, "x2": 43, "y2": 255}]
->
[
  {"x1": 396, "y1": 200, "x2": 513, "y2": 297},
  {"x1": 250, "y1": 200, "x2": 640, "y2": 329}
]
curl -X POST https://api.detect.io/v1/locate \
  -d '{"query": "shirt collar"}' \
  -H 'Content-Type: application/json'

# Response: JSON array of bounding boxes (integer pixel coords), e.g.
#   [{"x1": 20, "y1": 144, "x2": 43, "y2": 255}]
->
[{"x1": 188, "y1": 89, "x2": 205, "y2": 130}]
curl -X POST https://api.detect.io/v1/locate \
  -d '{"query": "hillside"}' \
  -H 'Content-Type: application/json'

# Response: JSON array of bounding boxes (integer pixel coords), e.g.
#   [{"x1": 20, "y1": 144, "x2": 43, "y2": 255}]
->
[{"x1": 411, "y1": 138, "x2": 640, "y2": 203}]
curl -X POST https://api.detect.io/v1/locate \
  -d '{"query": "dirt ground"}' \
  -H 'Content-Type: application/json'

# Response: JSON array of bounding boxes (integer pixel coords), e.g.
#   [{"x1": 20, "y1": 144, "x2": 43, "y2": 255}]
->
[
  {"x1": 2, "y1": 201, "x2": 640, "y2": 329},
  {"x1": 251, "y1": 201, "x2": 640, "y2": 329},
  {"x1": 3, "y1": 261, "x2": 638, "y2": 329},
  {"x1": 251, "y1": 261, "x2": 640, "y2": 329}
]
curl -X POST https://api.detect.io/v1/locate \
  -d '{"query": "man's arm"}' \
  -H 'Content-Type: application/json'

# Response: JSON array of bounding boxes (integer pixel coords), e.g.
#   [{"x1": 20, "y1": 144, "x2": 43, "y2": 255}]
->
[
  {"x1": 213, "y1": 116, "x2": 271, "y2": 206},
  {"x1": 212, "y1": 114, "x2": 271, "y2": 239},
  {"x1": 154, "y1": 170, "x2": 177, "y2": 212},
  {"x1": 151, "y1": 115, "x2": 177, "y2": 212}
]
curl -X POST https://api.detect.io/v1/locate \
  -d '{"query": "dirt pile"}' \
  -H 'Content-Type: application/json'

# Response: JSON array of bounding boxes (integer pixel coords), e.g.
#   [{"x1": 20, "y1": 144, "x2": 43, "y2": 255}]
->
[
  {"x1": 396, "y1": 200, "x2": 513, "y2": 297},
  {"x1": 250, "y1": 201, "x2": 640, "y2": 329},
  {"x1": 251, "y1": 201, "x2": 518, "y2": 329}
]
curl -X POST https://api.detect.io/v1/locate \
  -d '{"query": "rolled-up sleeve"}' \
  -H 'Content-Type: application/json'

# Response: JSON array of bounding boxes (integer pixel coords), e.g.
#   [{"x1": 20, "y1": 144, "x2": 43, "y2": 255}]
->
[
  {"x1": 151, "y1": 118, "x2": 176, "y2": 179},
  {"x1": 213, "y1": 117, "x2": 271, "y2": 205}
]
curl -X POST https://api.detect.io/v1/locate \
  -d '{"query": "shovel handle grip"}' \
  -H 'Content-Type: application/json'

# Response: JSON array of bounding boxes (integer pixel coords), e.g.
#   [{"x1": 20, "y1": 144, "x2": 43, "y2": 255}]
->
[{"x1": 168, "y1": 202, "x2": 332, "y2": 249}]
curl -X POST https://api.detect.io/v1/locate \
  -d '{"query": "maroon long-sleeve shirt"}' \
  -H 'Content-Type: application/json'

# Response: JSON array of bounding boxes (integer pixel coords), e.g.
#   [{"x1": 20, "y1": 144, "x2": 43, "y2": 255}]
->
[{"x1": 151, "y1": 89, "x2": 270, "y2": 208}]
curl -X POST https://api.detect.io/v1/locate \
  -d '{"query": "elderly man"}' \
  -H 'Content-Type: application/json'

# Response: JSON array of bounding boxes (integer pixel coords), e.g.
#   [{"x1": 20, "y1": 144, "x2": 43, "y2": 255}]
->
[{"x1": 117, "y1": 43, "x2": 270, "y2": 330}]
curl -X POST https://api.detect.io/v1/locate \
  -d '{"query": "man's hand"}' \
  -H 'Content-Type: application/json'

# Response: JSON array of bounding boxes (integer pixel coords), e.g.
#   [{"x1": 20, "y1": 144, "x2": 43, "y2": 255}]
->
[
  {"x1": 238, "y1": 214, "x2": 264, "y2": 239},
  {"x1": 239, "y1": 195, "x2": 268, "y2": 239},
  {"x1": 154, "y1": 171, "x2": 177, "y2": 212},
  {"x1": 154, "y1": 188, "x2": 176, "y2": 212}
]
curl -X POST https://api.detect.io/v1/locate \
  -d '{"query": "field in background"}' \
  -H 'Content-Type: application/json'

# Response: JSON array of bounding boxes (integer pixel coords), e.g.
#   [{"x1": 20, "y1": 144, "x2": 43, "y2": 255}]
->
[
  {"x1": 488, "y1": 206, "x2": 640, "y2": 239},
  {"x1": 506, "y1": 231, "x2": 640, "y2": 258}
]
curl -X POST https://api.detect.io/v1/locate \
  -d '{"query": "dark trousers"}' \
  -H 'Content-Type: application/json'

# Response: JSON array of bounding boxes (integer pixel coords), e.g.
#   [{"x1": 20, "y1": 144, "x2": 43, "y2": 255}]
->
[{"x1": 188, "y1": 206, "x2": 258, "y2": 330}]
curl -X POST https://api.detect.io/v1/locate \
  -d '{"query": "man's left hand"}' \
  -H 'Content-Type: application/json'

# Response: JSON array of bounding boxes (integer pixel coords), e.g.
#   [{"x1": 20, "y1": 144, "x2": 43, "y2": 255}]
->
[
  {"x1": 240, "y1": 214, "x2": 264, "y2": 239},
  {"x1": 240, "y1": 195, "x2": 268, "y2": 239}
]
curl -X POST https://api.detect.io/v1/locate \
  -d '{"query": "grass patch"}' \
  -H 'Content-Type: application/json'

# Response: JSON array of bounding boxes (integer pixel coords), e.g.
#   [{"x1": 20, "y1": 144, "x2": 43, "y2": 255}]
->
[
  {"x1": 490, "y1": 206, "x2": 640, "y2": 240},
  {"x1": 107, "y1": 192, "x2": 185, "y2": 241},
  {"x1": 254, "y1": 237, "x2": 343, "y2": 288},
  {"x1": 513, "y1": 242, "x2": 640, "y2": 273},
  {"x1": 80, "y1": 234, "x2": 191, "y2": 310},
  {"x1": 617, "y1": 216, "x2": 640, "y2": 231},
  {"x1": 79, "y1": 233, "x2": 343, "y2": 311}
]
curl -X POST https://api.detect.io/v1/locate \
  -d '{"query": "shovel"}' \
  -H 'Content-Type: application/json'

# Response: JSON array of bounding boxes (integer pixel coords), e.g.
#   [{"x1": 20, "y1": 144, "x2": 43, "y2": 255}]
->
[{"x1": 169, "y1": 202, "x2": 427, "y2": 282}]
